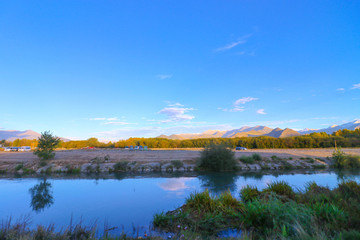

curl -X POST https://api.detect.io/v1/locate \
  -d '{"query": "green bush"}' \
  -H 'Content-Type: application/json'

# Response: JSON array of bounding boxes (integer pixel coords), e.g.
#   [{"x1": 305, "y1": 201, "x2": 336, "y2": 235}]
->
[
  {"x1": 198, "y1": 144, "x2": 236, "y2": 171},
  {"x1": 112, "y1": 161, "x2": 129, "y2": 172},
  {"x1": 171, "y1": 160, "x2": 184, "y2": 169},
  {"x1": 252, "y1": 153, "x2": 262, "y2": 161},
  {"x1": 239, "y1": 156, "x2": 255, "y2": 164},
  {"x1": 333, "y1": 149, "x2": 360, "y2": 169},
  {"x1": 15, "y1": 163, "x2": 24, "y2": 171}
]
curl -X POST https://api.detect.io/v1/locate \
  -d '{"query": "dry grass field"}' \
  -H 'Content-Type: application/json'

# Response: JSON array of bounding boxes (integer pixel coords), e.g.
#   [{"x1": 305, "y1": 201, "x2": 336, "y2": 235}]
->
[{"x1": 0, "y1": 148, "x2": 359, "y2": 165}]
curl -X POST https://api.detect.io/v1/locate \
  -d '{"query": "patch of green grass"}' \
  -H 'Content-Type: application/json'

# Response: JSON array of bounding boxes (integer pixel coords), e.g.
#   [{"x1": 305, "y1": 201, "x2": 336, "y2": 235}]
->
[
  {"x1": 333, "y1": 149, "x2": 360, "y2": 169},
  {"x1": 65, "y1": 166, "x2": 81, "y2": 174},
  {"x1": 271, "y1": 155, "x2": 280, "y2": 161},
  {"x1": 154, "y1": 180, "x2": 360, "y2": 238}
]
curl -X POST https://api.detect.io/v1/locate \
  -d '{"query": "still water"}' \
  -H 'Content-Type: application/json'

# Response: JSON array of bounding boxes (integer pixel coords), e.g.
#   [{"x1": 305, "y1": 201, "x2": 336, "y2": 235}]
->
[{"x1": 1, "y1": 170, "x2": 360, "y2": 236}]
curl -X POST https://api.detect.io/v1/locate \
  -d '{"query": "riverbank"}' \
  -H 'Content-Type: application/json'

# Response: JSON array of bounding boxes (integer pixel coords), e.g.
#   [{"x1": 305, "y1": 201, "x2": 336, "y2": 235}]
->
[{"x1": 0, "y1": 148, "x2": 359, "y2": 174}]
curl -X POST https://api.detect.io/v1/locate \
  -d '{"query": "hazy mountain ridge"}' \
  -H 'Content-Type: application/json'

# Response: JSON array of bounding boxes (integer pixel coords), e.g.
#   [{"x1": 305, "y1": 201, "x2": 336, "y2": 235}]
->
[
  {"x1": 300, "y1": 120, "x2": 360, "y2": 134},
  {"x1": 0, "y1": 130, "x2": 69, "y2": 142},
  {"x1": 158, "y1": 120, "x2": 360, "y2": 140}
]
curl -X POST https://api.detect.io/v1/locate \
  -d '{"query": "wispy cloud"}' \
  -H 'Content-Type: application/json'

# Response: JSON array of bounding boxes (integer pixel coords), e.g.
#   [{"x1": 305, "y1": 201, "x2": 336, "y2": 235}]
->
[
  {"x1": 336, "y1": 88, "x2": 345, "y2": 91},
  {"x1": 230, "y1": 106, "x2": 245, "y2": 112},
  {"x1": 104, "y1": 122, "x2": 131, "y2": 125},
  {"x1": 165, "y1": 101, "x2": 184, "y2": 107},
  {"x1": 215, "y1": 34, "x2": 252, "y2": 52},
  {"x1": 157, "y1": 74, "x2": 172, "y2": 80},
  {"x1": 352, "y1": 83, "x2": 360, "y2": 89},
  {"x1": 312, "y1": 117, "x2": 338, "y2": 120},
  {"x1": 256, "y1": 109, "x2": 266, "y2": 115},
  {"x1": 159, "y1": 107, "x2": 195, "y2": 123},
  {"x1": 247, "y1": 119, "x2": 300, "y2": 127},
  {"x1": 234, "y1": 97, "x2": 258, "y2": 105},
  {"x1": 219, "y1": 96, "x2": 259, "y2": 113},
  {"x1": 90, "y1": 117, "x2": 118, "y2": 121}
]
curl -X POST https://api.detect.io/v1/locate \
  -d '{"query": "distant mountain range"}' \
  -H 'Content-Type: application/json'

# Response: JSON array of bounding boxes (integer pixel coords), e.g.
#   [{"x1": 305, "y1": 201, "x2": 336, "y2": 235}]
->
[
  {"x1": 158, "y1": 119, "x2": 360, "y2": 140},
  {"x1": 299, "y1": 120, "x2": 360, "y2": 134},
  {"x1": 1, "y1": 120, "x2": 359, "y2": 141},
  {"x1": 0, "y1": 130, "x2": 69, "y2": 142}
]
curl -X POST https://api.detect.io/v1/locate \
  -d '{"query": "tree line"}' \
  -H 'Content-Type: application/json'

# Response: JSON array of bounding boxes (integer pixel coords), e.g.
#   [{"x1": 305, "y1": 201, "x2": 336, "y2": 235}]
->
[{"x1": 2, "y1": 129, "x2": 360, "y2": 149}]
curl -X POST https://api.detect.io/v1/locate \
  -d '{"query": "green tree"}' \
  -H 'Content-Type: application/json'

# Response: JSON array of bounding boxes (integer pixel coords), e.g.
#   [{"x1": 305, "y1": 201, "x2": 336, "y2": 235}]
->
[{"x1": 33, "y1": 131, "x2": 60, "y2": 161}]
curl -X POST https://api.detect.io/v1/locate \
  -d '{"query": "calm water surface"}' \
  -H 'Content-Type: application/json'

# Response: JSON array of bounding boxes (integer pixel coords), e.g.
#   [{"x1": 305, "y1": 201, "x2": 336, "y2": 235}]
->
[{"x1": 1, "y1": 170, "x2": 360, "y2": 236}]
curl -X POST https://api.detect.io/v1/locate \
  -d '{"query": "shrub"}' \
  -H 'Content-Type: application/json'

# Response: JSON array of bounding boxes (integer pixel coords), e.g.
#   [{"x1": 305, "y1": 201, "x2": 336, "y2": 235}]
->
[
  {"x1": 171, "y1": 160, "x2": 184, "y2": 170},
  {"x1": 112, "y1": 161, "x2": 129, "y2": 172},
  {"x1": 15, "y1": 163, "x2": 24, "y2": 171},
  {"x1": 239, "y1": 156, "x2": 255, "y2": 164},
  {"x1": 333, "y1": 149, "x2": 360, "y2": 169},
  {"x1": 198, "y1": 144, "x2": 236, "y2": 171},
  {"x1": 252, "y1": 153, "x2": 262, "y2": 161}
]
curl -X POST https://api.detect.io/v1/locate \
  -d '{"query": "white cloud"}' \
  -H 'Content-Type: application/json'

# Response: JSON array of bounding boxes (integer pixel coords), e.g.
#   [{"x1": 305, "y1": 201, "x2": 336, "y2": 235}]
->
[
  {"x1": 312, "y1": 117, "x2": 338, "y2": 120},
  {"x1": 168, "y1": 102, "x2": 184, "y2": 107},
  {"x1": 107, "y1": 117, "x2": 118, "y2": 121},
  {"x1": 215, "y1": 34, "x2": 252, "y2": 52},
  {"x1": 336, "y1": 88, "x2": 345, "y2": 91},
  {"x1": 159, "y1": 178, "x2": 194, "y2": 191},
  {"x1": 159, "y1": 107, "x2": 195, "y2": 122},
  {"x1": 157, "y1": 74, "x2": 172, "y2": 80},
  {"x1": 229, "y1": 106, "x2": 245, "y2": 112},
  {"x1": 352, "y1": 83, "x2": 360, "y2": 89},
  {"x1": 90, "y1": 118, "x2": 106, "y2": 121},
  {"x1": 256, "y1": 109, "x2": 266, "y2": 115},
  {"x1": 104, "y1": 122, "x2": 130, "y2": 125},
  {"x1": 234, "y1": 97, "x2": 258, "y2": 105},
  {"x1": 218, "y1": 96, "x2": 259, "y2": 113},
  {"x1": 165, "y1": 101, "x2": 184, "y2": 107},
  {"x1": 90, "y1": 117, "x2": 118, "y2": 121}
]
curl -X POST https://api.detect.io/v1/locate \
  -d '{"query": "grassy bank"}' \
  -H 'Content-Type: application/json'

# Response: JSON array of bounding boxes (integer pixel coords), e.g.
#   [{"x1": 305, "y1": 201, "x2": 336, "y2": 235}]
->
[{"x1": 153, "y1": 181, "x2": 360, "y2": 239}]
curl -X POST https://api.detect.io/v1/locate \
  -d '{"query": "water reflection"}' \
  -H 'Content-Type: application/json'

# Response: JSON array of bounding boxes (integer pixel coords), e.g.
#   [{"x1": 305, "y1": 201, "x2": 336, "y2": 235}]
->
[
  {"x1": 336, "y1": 170, "x2": 360, "y2": 182},
  {"x1": 198, "y1": 173, "x2": 239, "y2": 194},
  {"x1": 29, "y1": 178, "x2": 54, "y2": 213}
]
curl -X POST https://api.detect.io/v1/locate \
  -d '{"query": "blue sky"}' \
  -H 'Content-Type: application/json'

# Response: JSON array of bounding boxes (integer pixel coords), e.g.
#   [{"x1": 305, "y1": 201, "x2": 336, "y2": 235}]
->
[{"x1": 0, "y1": 0, "x2": 359, "y2": 141}]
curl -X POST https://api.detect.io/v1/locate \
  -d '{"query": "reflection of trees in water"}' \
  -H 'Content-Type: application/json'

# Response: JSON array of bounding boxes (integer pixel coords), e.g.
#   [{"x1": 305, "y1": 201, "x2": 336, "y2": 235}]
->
[
  {"x1": 241, "y1": 172, "x2": 265, "y2": 180},
  {"x1": 198, "y1": 173, "x2": 239, "y2": 194},
  {"x1": 336, "y1": 170, "x2": 360, "y2": 182},
  {"x1": 29, "y1": 178, "x2": 54, "y2": 213}
]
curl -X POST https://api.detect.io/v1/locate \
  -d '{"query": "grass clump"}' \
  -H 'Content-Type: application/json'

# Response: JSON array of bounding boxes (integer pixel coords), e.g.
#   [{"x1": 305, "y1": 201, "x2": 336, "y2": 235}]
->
[
  {"x1": 153, "y1": 189, "x2": 244, "y2": 234},
  {"x1": 197, "y1": 144, "x2": 236, "y2": 171},
  {"x1": 240, "y1": 185, "x2": 260, "y2": 202},
  {"x1": 333, "y1": 149, "x2": 360, "y2": 169},
  {"x1": 264, "y1": 181, "x2": 295, "y2": 199},
  {"x1": 154, "y1": 180, "x2": 360, "y2": 238}
]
